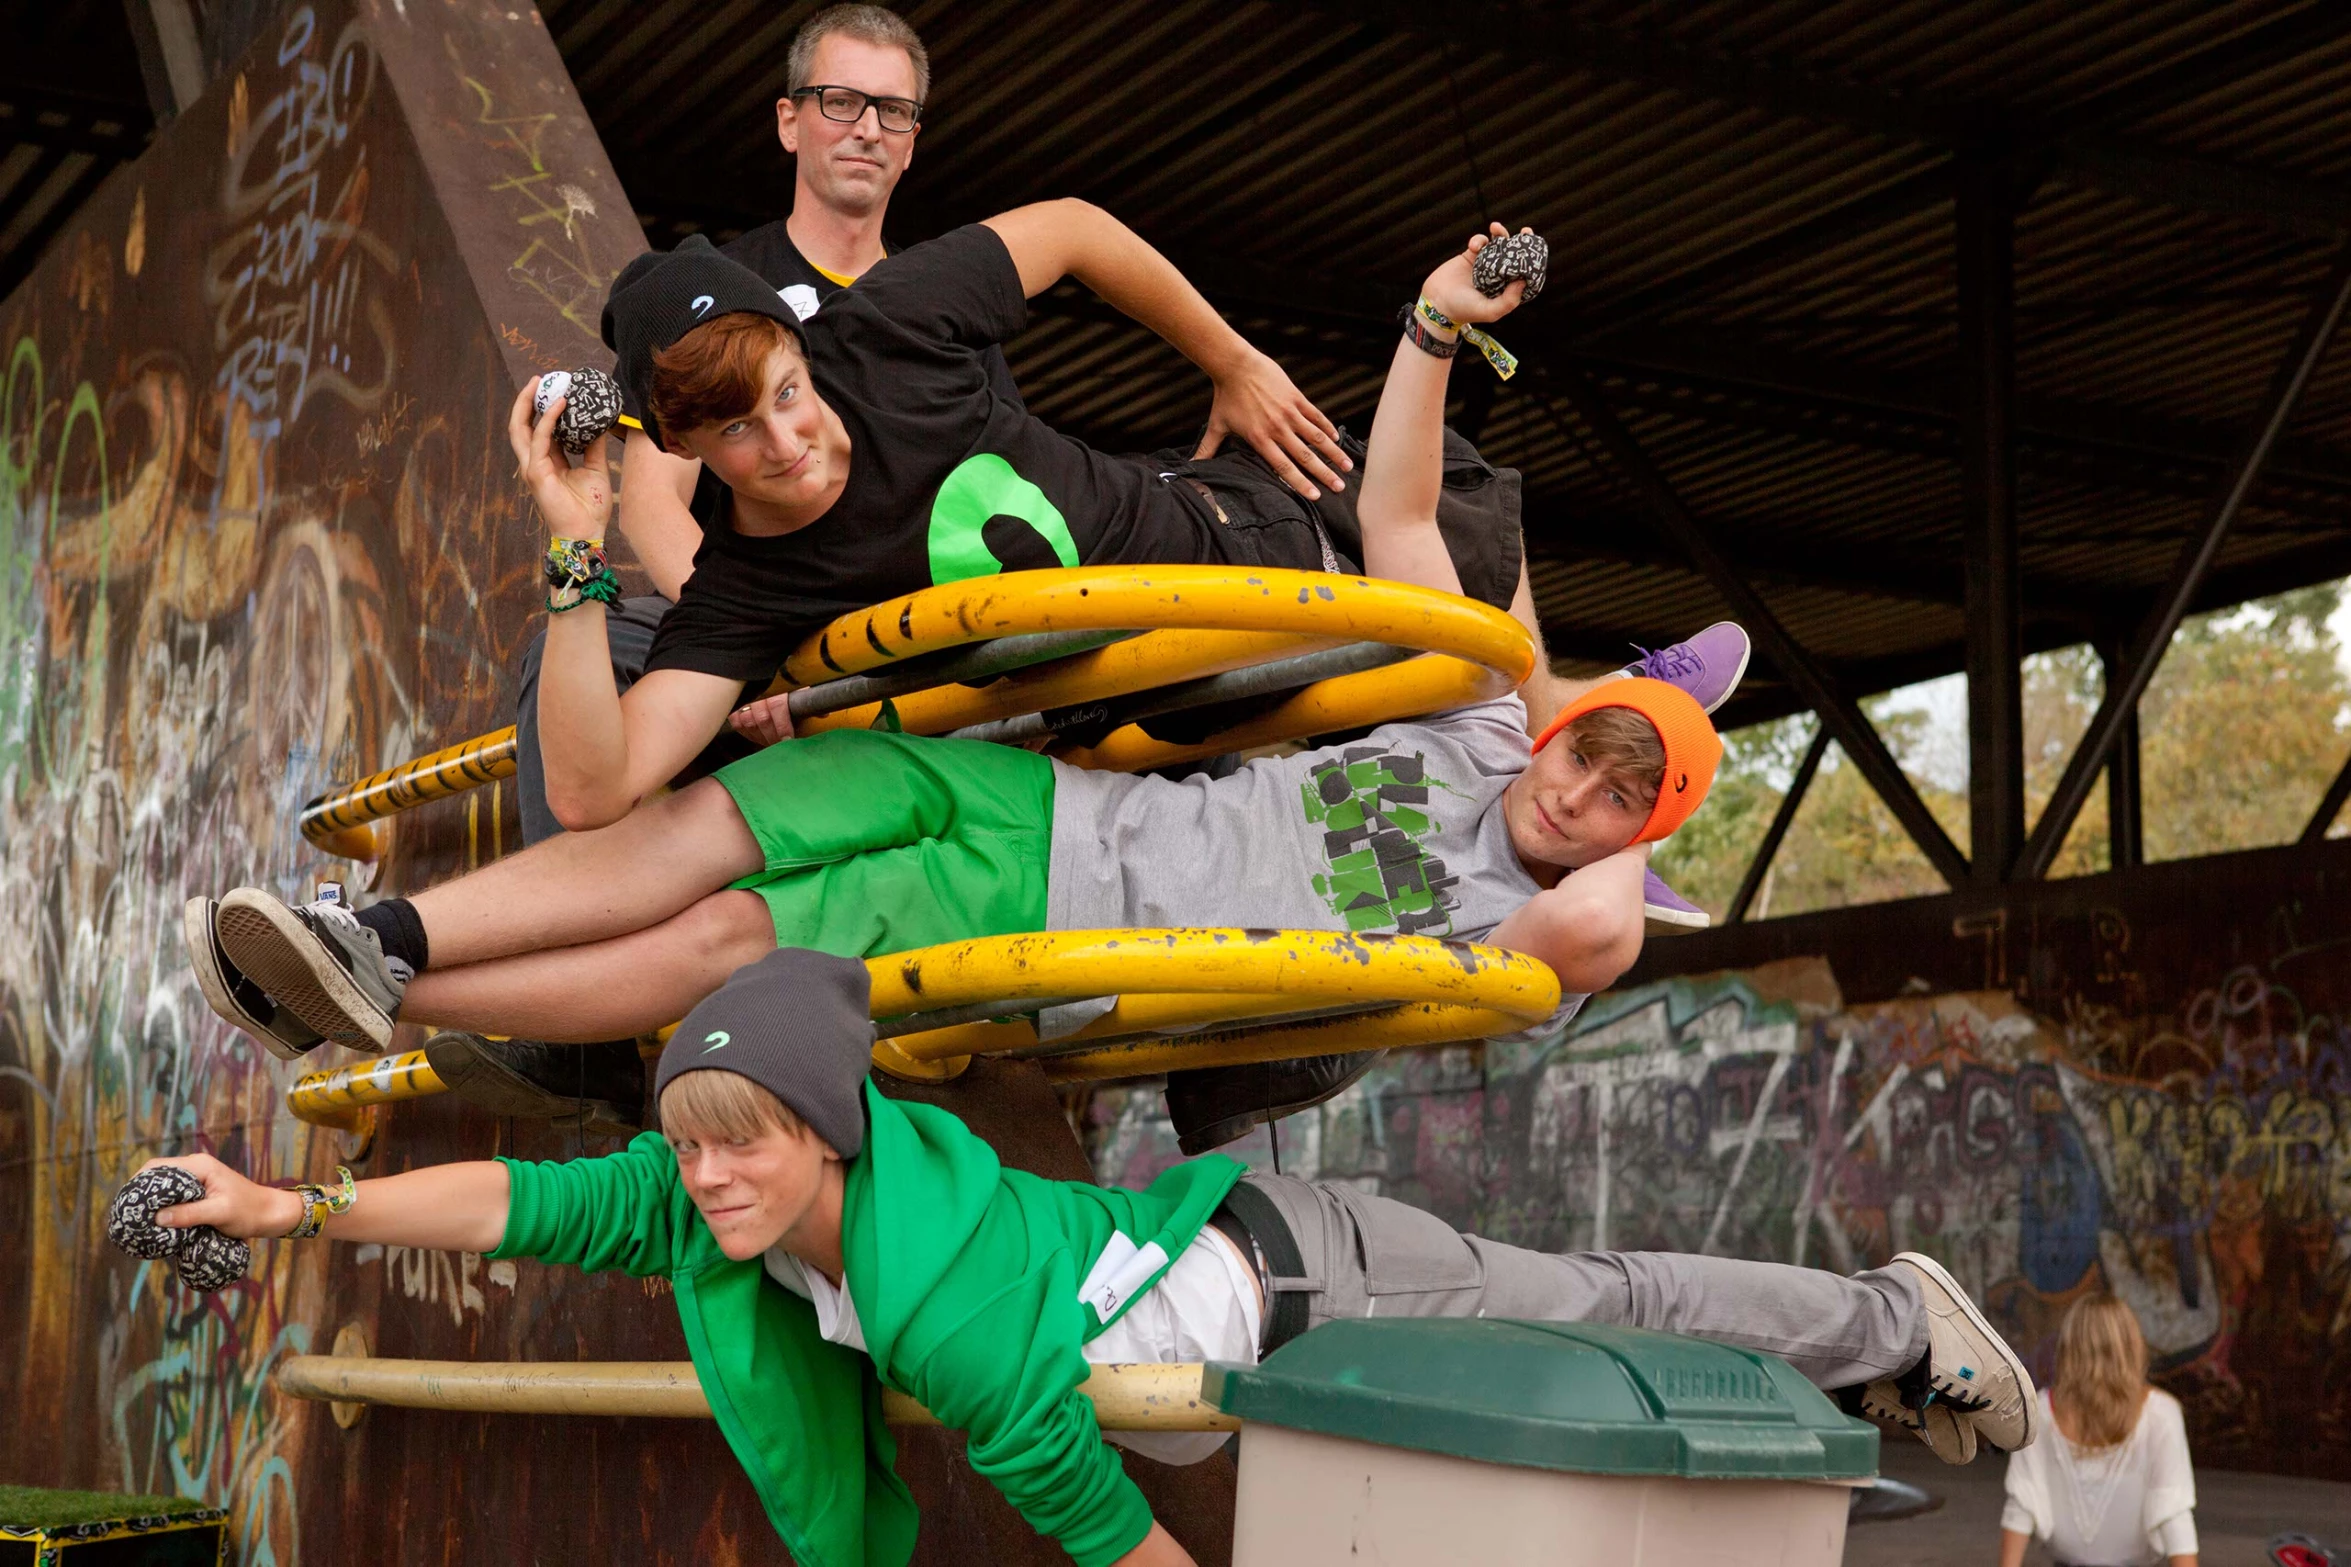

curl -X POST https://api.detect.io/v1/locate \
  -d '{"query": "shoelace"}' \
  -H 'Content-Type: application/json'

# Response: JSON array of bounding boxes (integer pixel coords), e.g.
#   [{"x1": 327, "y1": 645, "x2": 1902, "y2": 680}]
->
[
  {"x1": 1629, "y1": 642, "x2": 1703, "y2": 683},
  {"x1": 1930, "y1": 1377, "x2": 1994, "y2": 1414}
]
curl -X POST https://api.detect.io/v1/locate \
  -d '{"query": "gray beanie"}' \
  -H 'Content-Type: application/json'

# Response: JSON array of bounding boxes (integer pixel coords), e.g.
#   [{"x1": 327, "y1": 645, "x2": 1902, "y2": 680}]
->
[{"x1": 654, "y1": 947, "x2": 875, "y2": 1157}]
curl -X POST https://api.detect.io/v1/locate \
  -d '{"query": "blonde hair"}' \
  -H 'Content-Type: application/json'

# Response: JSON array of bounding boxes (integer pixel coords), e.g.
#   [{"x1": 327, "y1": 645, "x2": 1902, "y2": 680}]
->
[
  {"x1": 787, "y1": 5, "x2": 930, "y2": 100},
  {"x1": 1564, "y1": 705, "x2": 1665, "y2": 807},
  {"x1": 2054, "y1": 1292, "x2": 2150, "y2": 1449},
  {"x1": 657, "y1": 1069, "x2": 804, "y2": 1145}
]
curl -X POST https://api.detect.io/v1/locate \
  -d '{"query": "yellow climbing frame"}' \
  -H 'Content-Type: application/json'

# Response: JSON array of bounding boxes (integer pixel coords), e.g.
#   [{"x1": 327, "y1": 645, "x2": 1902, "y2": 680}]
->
[
  {"x1": 282, "y1": 930, "x2": 1560, "y2": 1124},
  {"x1": 297, "y1": 567, "x2": 1534, "y2": 852}
]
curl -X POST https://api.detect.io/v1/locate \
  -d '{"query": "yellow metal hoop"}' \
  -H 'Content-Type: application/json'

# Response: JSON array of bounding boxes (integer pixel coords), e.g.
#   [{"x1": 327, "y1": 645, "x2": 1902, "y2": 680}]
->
[
  {"x1": 297, "y1": 568, "x2": 1532, "y2": 851},
  {"x1": 283, "y1": 931, "x2": 1560, "y2": 1122}
]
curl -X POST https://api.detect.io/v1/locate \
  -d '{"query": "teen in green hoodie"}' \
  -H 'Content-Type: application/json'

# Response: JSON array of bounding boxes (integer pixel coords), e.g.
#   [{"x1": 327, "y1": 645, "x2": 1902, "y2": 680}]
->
[{"x1": 146, "y1": 948, "x2": 2041, "y2": 1566}]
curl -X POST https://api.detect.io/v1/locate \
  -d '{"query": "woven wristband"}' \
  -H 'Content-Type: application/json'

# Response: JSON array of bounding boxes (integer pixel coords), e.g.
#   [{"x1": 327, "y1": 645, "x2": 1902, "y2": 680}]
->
[
  {"x1": 285, "y1": 1165, "x2": 357, "y2": 1240},
  {"x1": 545, "y1": 536, "x2": 623, "y2": 614},
  {"x1": 1415, "y1": 297, "x2": 1519, "y2": 381},
  {"x1": 1397, "y1": 302, "x2": 1460, "y2": 358}
]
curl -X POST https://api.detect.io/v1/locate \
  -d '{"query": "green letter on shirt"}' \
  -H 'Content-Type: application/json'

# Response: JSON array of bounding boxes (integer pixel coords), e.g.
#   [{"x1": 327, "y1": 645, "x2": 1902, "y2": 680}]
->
[{"x1": 927, "y1": 453, "x2": 1081, "y2": 584}]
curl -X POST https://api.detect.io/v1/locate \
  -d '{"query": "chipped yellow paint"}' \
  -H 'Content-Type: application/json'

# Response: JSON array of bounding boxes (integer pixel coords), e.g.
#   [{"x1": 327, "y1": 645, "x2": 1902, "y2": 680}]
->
[
  {"x1": 787, "y1": 565, "x2": 1535, "y2": 686},
  {"x1": 285, "y1": 1049, "x2": 447, "y2": 1128},
  {"x1": 299, "y1": 725, "x2": 519, "y2": 847}
]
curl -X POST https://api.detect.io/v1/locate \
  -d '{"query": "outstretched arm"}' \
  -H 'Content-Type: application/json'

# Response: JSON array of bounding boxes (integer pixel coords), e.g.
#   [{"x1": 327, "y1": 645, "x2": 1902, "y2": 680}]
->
[
  {"x1": 980, "y1": 199, "x2": 1350, "y2": 499},
  {"x1": 1489, "y1": 844, "x2": 1648, "y2": 994},
  {"x1": 143, "y1": 1151, "x2": 510, "y2": 1254}
]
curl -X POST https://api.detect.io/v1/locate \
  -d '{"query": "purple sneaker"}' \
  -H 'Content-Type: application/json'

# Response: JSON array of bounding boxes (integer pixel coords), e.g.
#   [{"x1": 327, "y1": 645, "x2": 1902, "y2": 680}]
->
[
  {"x1": 1625, "y1": 622, "x2": 1750, "y2": 715},
  {"x1": 1644, "y1": 867, "x2": 1709, "y2": 933}
]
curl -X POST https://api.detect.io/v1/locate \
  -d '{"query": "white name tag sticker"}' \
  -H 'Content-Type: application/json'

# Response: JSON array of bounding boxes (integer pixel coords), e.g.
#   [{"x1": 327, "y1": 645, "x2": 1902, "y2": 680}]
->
[{"x1": 1077, "y1": 1234, "x2": 1168, "y2": 1324}]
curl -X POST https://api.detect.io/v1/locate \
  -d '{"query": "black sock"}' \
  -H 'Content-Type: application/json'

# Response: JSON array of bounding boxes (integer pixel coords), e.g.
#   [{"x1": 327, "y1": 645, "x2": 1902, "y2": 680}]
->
[{"x1": 356, "y1": 899, "x2": 430, "y2": 973}]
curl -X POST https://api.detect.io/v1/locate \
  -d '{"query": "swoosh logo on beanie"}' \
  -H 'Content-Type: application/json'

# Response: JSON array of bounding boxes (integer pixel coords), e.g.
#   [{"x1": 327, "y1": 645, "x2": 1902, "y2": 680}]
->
[
  {"x1": 690, "y1": 293, "x2": 715, "y2": 317},
  {"x1": 701, "y1": 1030, "x2": 731, "y2": 1052}
]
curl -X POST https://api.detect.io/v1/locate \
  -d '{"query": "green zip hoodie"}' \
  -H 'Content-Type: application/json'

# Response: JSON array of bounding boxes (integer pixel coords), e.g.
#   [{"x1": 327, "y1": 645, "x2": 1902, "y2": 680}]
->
[{"x1": 492, "y1": 1081, "x2": 1242, "y2": 1567}]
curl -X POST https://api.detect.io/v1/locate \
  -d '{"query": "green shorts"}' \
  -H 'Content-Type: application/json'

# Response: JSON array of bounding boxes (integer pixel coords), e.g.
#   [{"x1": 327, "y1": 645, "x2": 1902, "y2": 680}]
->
[{"x1": 713, "y1": 728, "x2": 1056, "y2": 960}]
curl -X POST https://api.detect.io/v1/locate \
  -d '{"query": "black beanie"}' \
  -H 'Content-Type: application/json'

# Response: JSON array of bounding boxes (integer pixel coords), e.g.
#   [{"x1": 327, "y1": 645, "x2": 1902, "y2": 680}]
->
[
  {"x1": 654, "y1": 947, "x2": 875, "y2": 1157},
  {"x1": 600, "y1": 234, "x2": 804, "y2": 448}
]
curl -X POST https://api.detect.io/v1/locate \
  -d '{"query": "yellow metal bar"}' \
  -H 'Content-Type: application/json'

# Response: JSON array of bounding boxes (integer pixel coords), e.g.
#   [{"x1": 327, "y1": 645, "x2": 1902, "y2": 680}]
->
[
  {"x1": 299, "y1": 727, "x2": 519, "y2": 847},
  {"x1": 794, "y1": 627, "x2": 1335, "y2": 738},
  {"x1": 1053, "y1": 652, "x2": 1511, "y2": 773},
  {"x1": 277, "y1": 1356, "x2": 1236, "y2": 1431},
  {"x1": 285, "y1": 1050, "x2": 446, "y2": 1127},
  {"x1": 1037, "y1": 1002, "x2": 1533, "y2": 1081},
  {"x1": 869, "y1": 929, "x2": 1560, "y2": 1031},
  {"x1": 788, "y1": 566, "x2": 1533, "y2": 686}
]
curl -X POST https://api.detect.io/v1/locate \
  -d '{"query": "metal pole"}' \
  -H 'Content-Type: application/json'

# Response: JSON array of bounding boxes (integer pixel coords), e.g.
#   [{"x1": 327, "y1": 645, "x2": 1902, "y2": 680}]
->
[
  {"x1": 2302, "y1": 748, "x2": 2351, "y2": 845},
  {"x1": 1546, "y1": 377, "x2": 1972, "y2": 888},
  {"x1": 2018, "y1": 240, "x2": 2351, "y2": 878},
  {"x1": 1958, "y1": 158, "x2": 2025, "y2": 883},
  {"x1": 2101, "y1": 640, "x2": 2144, "y2": 868},
  {"x1": 1727, "y1": 723, "x2": 1830, "y2": 924}
]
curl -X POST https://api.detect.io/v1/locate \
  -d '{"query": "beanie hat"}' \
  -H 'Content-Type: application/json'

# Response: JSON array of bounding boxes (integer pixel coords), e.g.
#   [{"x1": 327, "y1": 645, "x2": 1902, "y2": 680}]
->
[
  {"x1": 600, "y1": 234, "x2": 804, "y2": 448},
  {"x1": 654, "y1": 947, "x2": 875, "y2": 1158},
  {"x1": 1528, "y1": 676, "x2": 1723, "y2": 845}
]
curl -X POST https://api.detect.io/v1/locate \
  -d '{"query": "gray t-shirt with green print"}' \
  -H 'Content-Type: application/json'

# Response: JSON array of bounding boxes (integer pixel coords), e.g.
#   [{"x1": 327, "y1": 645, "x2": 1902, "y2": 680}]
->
[{"x1": 1046, "y1": 697, "x2": 1546, "y2": 942}]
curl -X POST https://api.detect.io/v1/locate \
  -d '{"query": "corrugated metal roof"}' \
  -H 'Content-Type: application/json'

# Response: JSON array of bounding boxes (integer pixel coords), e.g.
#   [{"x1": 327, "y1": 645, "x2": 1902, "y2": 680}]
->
[{"x1": 30, "y1": 0, "x2": 2351, "y2": 728}]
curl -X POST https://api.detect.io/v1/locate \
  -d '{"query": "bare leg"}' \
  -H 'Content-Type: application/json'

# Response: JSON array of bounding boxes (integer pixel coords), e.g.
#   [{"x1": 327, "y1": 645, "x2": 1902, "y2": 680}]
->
[
  {"x1": 407, "y1": 777, "x2": 762, "y2": 968},
  {"x1": 404, "y1": 889, "x2": 776, "y2": 1040}
]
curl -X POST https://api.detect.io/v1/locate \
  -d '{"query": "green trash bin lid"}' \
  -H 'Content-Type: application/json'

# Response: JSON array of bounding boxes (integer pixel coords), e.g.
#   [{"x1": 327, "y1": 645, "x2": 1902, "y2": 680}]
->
[{"x1": 1200, "y1": 1319, "x2": 1878, "y2": 1481}]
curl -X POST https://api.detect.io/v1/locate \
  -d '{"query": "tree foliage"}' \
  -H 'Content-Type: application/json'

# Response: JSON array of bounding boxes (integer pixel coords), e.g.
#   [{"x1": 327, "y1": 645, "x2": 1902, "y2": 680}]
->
[{"x1": 1652, "y1": 582, "x2": 2351, "y2": 921}]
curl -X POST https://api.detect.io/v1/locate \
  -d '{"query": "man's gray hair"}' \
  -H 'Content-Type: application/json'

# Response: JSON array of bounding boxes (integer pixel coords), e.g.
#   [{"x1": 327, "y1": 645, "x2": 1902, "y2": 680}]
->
[{"x1": 787, "y1": 4, "x2": 931, "y2": 101}]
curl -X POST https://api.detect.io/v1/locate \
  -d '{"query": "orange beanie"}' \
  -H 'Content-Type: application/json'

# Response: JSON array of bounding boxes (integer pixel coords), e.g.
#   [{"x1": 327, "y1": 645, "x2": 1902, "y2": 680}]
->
[{"x1": 1528, "y1": 677, "x2": 1723, "y2": 845}]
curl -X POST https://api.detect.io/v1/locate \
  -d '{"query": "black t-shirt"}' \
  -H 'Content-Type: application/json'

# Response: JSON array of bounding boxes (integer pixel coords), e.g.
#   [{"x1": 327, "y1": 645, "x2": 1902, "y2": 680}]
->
[{"x1": 645, "y1": 224, "x2": 1206, "y2": 684}]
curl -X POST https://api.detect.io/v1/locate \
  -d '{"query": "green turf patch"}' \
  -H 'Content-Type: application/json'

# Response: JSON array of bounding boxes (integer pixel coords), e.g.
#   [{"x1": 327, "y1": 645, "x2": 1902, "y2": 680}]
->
[{"x1": 0, "y1": 1486, "x2": 216, "y2": 1530}]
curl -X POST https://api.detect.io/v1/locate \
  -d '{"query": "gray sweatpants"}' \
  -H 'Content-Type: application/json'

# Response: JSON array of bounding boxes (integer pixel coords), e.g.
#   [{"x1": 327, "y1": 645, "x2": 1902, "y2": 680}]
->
[{"x1": 1242, "y1": 1172, "x2": 1928, "y2": 1391}]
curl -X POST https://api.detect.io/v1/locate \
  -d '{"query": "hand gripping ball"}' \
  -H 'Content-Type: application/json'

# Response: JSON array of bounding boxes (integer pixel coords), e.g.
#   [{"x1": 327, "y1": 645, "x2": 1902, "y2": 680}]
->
[
  {"x1": 108, "y1": 1165, "x2": 252, "y2": 1293},
  {"x1": 533, "y1": 366, "x2": 625, "y2": 456},
  {"x1": 1472, "y1": 230, "x2": 1549, "y2": 304}
]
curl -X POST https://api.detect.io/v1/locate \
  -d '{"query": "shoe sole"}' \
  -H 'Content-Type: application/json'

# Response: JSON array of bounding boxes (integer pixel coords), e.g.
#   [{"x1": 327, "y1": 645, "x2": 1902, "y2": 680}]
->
[
  {"x1": 1893, "y1": 1249, "x2": 2040, "y2": 1451},
  {"x1": 215, "y1": 890, "x2": 393, "y2": 1050},
  {"x1": 424, "y1": 1032, "x2": 641, "y2": 1137},
  {"x1": 183, "y1": 897, "x2": 320, "y2": 1062},
  {"x1": 1644, "y1": 902, "x2": 1710, "y2": 933}
]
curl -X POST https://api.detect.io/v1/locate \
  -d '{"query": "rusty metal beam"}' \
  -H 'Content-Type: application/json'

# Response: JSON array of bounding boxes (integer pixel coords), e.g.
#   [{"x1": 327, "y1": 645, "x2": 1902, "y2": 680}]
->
[
  {"x1": 2018, "y1": 241, "x2": 2351, "y2": 878},
  {"x1": 1546, "y1": 371, "x2": 1971, "y2": 888},
  {"x1": 1727, "y1": 723, "x2": 1830, "y2": 925},
  {"x1": 2302, "y1": 749, "x2": 2351, "y2": 846},
  {"x1": 1958, "y1": 157, "x2": 2026, "y2": 886}
]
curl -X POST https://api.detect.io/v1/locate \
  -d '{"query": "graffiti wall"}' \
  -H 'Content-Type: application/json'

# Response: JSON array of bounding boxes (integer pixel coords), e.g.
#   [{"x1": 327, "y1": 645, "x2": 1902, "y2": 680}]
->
[{"x1": 1088, "y1": 835, "x2": 2351, "y2": 1476}]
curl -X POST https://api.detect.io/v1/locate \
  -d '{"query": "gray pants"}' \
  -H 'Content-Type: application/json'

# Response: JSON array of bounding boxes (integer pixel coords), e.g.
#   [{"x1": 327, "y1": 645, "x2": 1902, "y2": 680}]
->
[{"x1": 1242, "y1": 1172, "x2": 1927, "y2": 1391}]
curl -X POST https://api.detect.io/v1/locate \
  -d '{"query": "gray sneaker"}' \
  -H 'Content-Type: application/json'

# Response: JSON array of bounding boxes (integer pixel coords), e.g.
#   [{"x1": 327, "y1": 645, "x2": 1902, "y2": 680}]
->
[
  {"x1": 215, "y1": 886, "x2": 408, "y2": 1049},
  {"x1": 183, "y1": 897, "x2": 326, "y2": 1062},
  {"x1": 1889, "y1": 1251, "x2": 2040, "y2": 1452}
]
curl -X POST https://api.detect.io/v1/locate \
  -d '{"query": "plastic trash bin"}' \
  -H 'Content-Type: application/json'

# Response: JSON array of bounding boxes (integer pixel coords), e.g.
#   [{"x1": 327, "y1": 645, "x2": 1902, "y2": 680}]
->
[{"x1": 1202, "y1": 1318, "x2": 1879, "y2": 1567}]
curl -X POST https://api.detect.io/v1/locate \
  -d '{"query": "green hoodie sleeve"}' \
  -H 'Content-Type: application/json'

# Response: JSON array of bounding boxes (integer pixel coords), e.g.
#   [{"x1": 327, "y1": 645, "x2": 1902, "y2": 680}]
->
[
  {"x1": 900, "y1": 1259, "x2": 1154, "y2": 1567},
  {"x1": 490, "y1": 1130, "x2": 704, "y2": 1278}
]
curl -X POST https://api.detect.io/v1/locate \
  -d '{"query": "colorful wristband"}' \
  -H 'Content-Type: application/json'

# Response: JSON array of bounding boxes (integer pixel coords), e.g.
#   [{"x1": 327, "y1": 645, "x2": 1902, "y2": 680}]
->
[
  {"x1": 1398, "y1": 302, "x2": 1461, "y2": 359},
  {"x1": 284, "y1": 1165, "x2": 357, "y2": 1240},
  {"x1": 544, "y1": 536, "x2": 623, "y2": 614},
  {"x1": 1414, "y1": 297, "x2": 1519, "y2": 381}
]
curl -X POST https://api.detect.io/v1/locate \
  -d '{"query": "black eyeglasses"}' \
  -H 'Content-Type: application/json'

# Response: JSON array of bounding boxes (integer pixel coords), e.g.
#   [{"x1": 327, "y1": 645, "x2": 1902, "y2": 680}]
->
[{"x1": 790, "y1": 85, "x2": 923, "y2": 134}]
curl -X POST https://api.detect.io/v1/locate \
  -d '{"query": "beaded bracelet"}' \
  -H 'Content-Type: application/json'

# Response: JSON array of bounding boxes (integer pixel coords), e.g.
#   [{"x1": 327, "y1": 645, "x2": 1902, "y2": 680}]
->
[
  {"x1": 1413, "y1": 297, "x2": 1519, "y2": 381},
  {"x1": 285, "y1": 1165, "x2": 358, "y2": 1240},
  {"x1": 545, "y1": 536, "x2": 624, "y2": 614}
]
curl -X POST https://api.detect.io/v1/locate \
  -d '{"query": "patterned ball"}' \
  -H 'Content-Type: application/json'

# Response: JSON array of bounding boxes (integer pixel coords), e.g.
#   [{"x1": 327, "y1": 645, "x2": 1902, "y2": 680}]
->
[
  {"x1": 107, "y1": 1165, "x2": 251, "y2": 1292},
  {"x1": 534, "y1": 366, "x2": 625, "y2": 456},
  {"x1": 1472, "y1": 230, "x2": 1549, "y2": 304}
]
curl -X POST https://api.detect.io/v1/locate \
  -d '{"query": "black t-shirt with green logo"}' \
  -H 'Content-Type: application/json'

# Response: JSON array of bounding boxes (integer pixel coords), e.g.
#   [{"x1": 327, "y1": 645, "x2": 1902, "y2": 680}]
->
[{"x1": 643, "y1": 224, "x2": 1207, "y2": 684}]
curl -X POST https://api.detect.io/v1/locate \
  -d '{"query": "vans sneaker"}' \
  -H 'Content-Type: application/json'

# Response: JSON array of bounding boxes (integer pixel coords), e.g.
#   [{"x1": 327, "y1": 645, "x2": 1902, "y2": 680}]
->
[
  {"x1": 1643, "y1": 867, "x2": 1710, "y2": 933},
  {"x1": 183, "y1": 897, "x2": 326, "y2": 1061},
  {"x1": 1624, "y1": 623, "x2": 1751, "y2": 715},
  {"x1": 215, "y1": 885, "x2": 407, "y2": 1049},
  {"x1": 1886, "y1": 1250, "x2": 2040, "y2": 1453},
  {"x1": 1845, "y1": 1380, "x2": 1979, "y2": 1465}
]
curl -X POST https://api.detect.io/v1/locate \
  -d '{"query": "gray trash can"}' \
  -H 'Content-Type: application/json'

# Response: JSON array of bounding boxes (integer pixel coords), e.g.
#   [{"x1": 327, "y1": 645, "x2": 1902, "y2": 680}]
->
[{"x1": 1203, "y1": 1318, "x2": 1879, "y2": 1566}]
